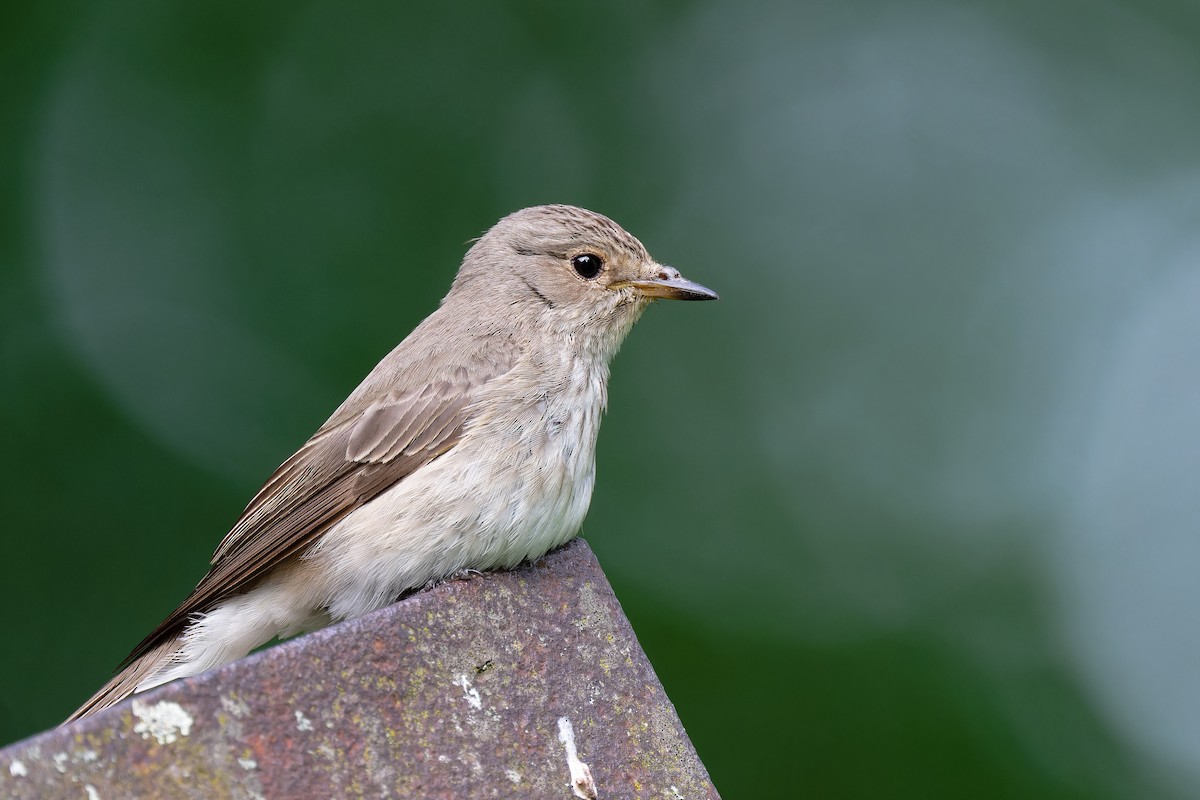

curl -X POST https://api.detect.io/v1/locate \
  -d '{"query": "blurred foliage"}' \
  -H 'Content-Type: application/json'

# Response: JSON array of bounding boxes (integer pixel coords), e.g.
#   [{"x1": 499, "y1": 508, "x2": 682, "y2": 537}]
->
[{"x1": 5, "y1": 1, "x2": 1200, "y2": 796}]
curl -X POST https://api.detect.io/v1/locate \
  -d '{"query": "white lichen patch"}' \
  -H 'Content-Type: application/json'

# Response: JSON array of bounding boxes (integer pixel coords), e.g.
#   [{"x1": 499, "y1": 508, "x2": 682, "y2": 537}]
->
[
  {"x1": 132, "y1": 699, "x2": 194, "y2": 745},
  {"x1": 669, "y1": 785, "x2": 685, "y2": 799},
  {"x1": 8, "y1": 759, "x2": 26, "y2": 777},
  {"x1": 219, "y1": 695, "x2": 250, "y2": 719},
  {"x1": 453, "y1": 674, "x2": 483, "y2": 710},
  {"x1": 294, "y1": 710, "x2": 314, "y2": 731},
  {"x1": 557, "y1": 716, "x2": 597, "y2": 800},
  {"x1": 237, "y1": 757, "x2": 258, "y2": 771},
  {"x1": 49, "y1": 748, "x2": 102, "y2": 776},
  {"x1": 505, "y1": 768, "x2": 522, "y2": 784},
  {"x1": 85, "y1": 785, "x2": 101, "y2": 800}
]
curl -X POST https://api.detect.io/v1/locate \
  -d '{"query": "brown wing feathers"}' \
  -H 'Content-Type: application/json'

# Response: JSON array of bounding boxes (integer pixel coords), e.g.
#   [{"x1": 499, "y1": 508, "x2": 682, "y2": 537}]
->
[{"x1": 114, "y1": 339, "x2": 517, "y2": 674}]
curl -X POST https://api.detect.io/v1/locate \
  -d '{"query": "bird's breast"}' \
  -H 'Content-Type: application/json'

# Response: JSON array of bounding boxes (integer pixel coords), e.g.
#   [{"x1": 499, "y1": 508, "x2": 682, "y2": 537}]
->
[
  {"x1": 470, "y1": 353, "x2": 608, "y2": 555},
  {"x1": 313, "y1": 351, "x2": 610, "y2": 621},
  {"x1": 443, "y1": 348, "x2": 611, "y2": 566}
]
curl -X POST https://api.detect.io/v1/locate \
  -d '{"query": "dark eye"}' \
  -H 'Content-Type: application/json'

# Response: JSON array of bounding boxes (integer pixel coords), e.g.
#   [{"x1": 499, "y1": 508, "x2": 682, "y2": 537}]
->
[{"x1": 571, "y1": 253, "x2": 603, "y2": 280}]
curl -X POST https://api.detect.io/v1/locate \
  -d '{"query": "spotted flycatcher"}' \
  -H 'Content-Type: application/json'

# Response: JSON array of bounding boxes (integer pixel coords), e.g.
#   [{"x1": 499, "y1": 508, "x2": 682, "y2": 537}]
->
[{"x1": 69, "y1": 204, "x2": 717, "y2": 720}]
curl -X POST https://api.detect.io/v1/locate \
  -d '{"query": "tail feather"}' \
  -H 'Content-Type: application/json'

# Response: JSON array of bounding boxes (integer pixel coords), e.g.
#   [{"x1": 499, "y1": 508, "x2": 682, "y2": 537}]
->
[{"x1": 66, "y1": 638, "x2": 182, "y2": 723}]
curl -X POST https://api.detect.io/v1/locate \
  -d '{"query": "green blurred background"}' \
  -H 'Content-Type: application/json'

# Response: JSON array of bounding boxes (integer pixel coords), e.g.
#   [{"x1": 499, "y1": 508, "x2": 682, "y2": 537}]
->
[{"x1": 4, "y1": 1, "x2": 1200, "y2": 796}]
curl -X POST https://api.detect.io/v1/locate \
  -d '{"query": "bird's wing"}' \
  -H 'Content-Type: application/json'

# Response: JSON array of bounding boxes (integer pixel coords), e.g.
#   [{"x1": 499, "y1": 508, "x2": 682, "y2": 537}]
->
[{"x1": 118, "y1": 336, "x2": 518, "y2": 669}]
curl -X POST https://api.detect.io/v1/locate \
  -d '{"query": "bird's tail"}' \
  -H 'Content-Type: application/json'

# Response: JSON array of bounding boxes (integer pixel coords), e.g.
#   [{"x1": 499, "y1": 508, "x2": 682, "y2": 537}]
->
[{"x1": 65, "y1": 637, "x2": 182, "y2": 723}]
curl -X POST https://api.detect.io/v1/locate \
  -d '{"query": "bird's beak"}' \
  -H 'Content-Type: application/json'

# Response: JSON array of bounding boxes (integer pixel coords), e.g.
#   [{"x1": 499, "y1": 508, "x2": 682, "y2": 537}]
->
[{"x1": 611, "y1": 265, "x2": 720, "y2": 301}]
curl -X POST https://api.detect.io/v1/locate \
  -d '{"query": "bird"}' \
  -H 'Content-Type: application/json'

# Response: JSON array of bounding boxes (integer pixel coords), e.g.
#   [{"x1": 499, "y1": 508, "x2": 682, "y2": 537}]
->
[{"x1": 68, "y1": 204, "x2": 717, "y2": 721}]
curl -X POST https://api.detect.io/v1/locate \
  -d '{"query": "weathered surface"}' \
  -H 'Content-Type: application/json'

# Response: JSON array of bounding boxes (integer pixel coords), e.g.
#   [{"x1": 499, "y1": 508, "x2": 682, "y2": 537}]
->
[{"x1": 0, "y1": 540, "x2": 717, "y2": 799}]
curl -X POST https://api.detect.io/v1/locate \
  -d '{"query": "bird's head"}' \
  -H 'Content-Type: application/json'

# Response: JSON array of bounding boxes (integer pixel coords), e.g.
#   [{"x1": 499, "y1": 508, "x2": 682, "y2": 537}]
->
[{"x1": 448, "y1": 205, "x2": 717, "y2": 349}]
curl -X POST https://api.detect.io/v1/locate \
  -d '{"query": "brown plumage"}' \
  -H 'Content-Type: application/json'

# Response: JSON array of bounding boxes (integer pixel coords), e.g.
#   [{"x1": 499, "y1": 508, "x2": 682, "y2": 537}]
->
[
  {"x1": 68, "y1": 204, "x2": 716, "y2": 721},
  {"x1": 68, "y1": 337, "x2": 517, "y2": 722}
]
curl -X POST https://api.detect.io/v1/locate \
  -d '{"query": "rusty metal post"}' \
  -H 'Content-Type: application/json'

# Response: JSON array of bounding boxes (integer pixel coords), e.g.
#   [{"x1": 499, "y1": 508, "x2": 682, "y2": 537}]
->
[{"x1": 0, "y1": 540, "x2": 718, "y2": 799}]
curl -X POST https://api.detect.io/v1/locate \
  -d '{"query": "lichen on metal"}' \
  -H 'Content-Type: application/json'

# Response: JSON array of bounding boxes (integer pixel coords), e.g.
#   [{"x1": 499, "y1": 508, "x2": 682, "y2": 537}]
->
[{"x1": 0, "y1": 539, "x2": 718, "y2": 799}]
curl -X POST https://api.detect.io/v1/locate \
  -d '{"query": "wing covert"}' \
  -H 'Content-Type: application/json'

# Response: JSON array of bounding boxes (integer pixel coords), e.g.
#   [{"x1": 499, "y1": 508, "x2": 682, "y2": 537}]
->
[{"x1": 118, "y1": 335, "x2": 518, "y2": 669}]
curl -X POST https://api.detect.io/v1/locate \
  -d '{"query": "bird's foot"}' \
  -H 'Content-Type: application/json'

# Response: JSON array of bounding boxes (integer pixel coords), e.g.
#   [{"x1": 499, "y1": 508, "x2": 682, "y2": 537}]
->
[{"x1": 423, "y1": 568, "x2": 484, "y2": 591}]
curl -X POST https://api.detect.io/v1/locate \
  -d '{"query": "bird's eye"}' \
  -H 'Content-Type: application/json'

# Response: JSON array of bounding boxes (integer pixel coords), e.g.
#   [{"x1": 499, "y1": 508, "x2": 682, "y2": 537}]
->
[{"x1": 571, "y1": 253, "x2": 603, "y2": 280}]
